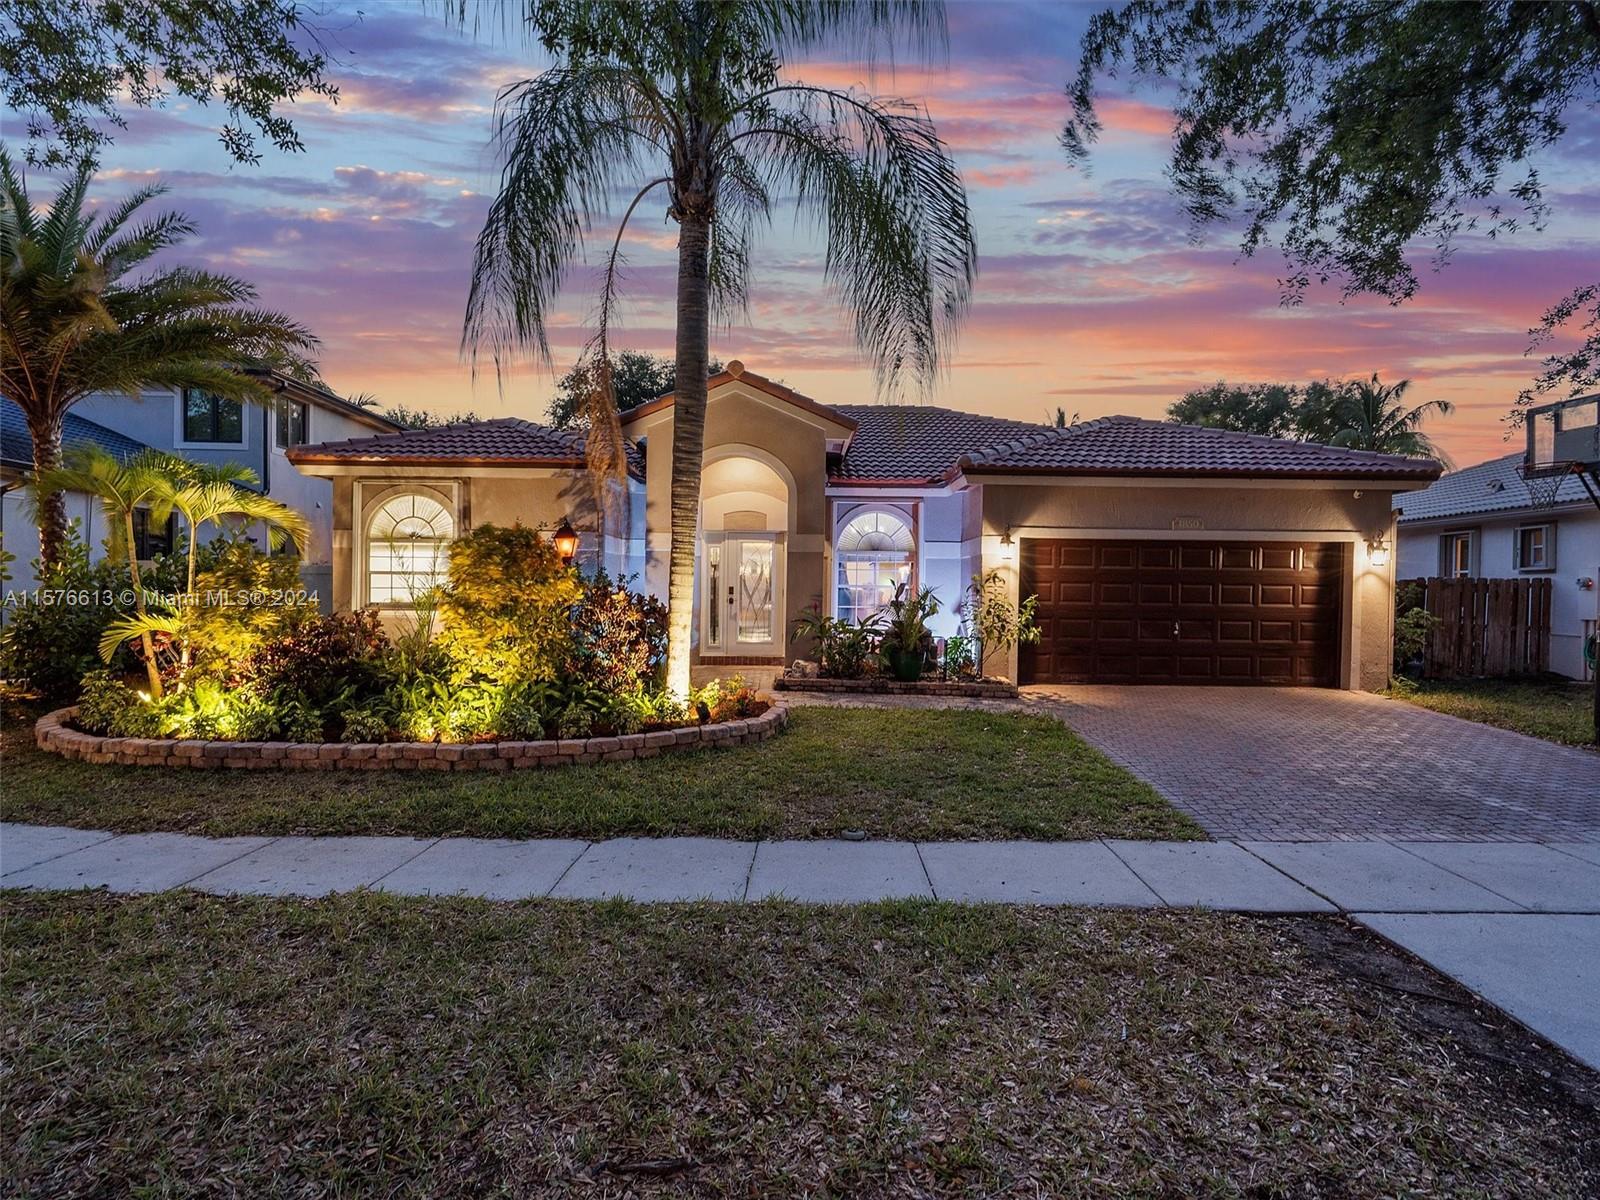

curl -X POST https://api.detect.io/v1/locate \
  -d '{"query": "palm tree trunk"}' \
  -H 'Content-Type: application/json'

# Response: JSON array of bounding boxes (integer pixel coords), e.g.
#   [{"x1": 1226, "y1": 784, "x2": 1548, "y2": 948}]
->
[
  {"x1": 664, "y1": 204, "x2": 713, "y2": 698},
  {"x1": 123, "y1": 509, "x2": 164, "y2": 699},
  {"x1": 26, "y1": 410, "x2": 67, "y2": 572}
]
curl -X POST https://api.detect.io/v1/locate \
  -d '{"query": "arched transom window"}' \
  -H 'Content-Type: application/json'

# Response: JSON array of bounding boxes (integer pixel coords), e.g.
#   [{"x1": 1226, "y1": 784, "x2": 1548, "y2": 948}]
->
[
  {"x1": 367, "y1": 493, "x2": 453, "y2": 603},
  {"x1": 836, "y1": 509, "x2": 914, "y2": 624}
]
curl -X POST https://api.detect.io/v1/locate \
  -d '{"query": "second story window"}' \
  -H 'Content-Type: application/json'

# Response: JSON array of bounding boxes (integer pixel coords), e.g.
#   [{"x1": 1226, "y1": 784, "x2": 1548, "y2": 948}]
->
[
  {"x1": 275, "y1": 400, "x2": 310, "y2": 448},
  {"x1": 183, "y1": 388, "x2": 244, "y2": 444}
]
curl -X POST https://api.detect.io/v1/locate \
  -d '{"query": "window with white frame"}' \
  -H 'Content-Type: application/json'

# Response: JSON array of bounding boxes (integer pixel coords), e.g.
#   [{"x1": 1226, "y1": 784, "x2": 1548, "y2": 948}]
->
[
  {"x1": 1514, "y1": 523, "x2": 1554, "y2": 572},
  {"x1": 1439, "y1": 530, "x2": 1474, "y2": 578},
  {"x1": 835, "y1": 509, "x2": 914, "y2": 624},
  {"x1": 366, "y1": 493, "x2": 453, "y2": 603}
]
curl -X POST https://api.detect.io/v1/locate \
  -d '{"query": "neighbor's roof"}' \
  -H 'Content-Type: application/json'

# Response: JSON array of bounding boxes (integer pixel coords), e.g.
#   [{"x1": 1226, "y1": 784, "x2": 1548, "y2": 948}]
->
[
  {"x1": 956, "y1": 416, "x2": 1443, "y2": 482},
  {"x1": 1396, "y1": 452, "x2": 1595, "y2": 522},
  {"x1": 0, "y1": 396, "x2": 153, "y2": 471},
  {"x1": 826, "y1": 405, "x2": 1048, "y2": 484},
  {"x1": 287, "y1": 417, "x2": 643, "y2": 476}
]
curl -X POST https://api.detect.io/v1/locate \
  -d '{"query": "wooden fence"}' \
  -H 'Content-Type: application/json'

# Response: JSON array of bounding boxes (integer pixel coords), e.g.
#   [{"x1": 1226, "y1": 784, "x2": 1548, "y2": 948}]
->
[{"x1": 1406, "y1": 577, "x2": 1552, "y2": 679}]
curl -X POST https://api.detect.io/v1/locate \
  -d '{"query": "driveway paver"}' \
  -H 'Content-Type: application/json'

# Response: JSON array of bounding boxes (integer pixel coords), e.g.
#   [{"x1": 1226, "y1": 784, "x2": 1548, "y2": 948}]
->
[
  {"x1": 1394, "y1": 842, "x2": 1600, "y2": 912},
  {"x1": 1025, "y1": 685, "x2": 1600, "y2": 842},
  {"x1": 748, "y1": 840, "x2": 931, "y2": 902},
  {"x1": 2, "y1": 833, "x2": 274, "y2": 893},
  {"x1": 1242, "y1": 841, "x2": 1521, "y2": 911},
  {"x1": 1106, "y1": 840, "x2": 1336, "y2": 912},
  {"x1": 919, "y1": 841, "x2": 1159, "y2": 905},
  {"x1": 551, "y1": 837, "x2": 755, "y2": 901},
  {"x1": 380, "y1": 838, "x2": 589, "y2": 899},
  {"x1": 1357, "y1": 912, "x2": 1600, "y2": 1071}
]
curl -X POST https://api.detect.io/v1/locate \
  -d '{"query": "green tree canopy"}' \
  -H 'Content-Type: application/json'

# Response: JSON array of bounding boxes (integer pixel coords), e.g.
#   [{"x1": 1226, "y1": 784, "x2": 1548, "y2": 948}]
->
[
  {"x1": 1, "y1": 0, "x2": 338, "y2": 167},
  {"x1": 1167, "y1": 375, "x2": 1451, "y2": 462},
  {"x1": 1063, "y1": 1, "x2": 1600, "y2": 409},
  {"x1": 545, "y1": 350, "x2": 722, "y2": 429}
]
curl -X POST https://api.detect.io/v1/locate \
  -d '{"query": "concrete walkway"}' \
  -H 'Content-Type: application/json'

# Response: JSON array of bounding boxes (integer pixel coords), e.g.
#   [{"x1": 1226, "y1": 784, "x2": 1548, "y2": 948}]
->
[{"x1": 7, "y1": 822, "x2": 1600, "y2": 1069}]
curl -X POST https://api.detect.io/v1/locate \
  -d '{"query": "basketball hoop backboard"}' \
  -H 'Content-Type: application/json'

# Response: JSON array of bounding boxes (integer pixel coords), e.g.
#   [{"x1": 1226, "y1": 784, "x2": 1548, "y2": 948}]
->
[{"x1": 1523, "y1": 393, "x2": 1600, "y2": 514}]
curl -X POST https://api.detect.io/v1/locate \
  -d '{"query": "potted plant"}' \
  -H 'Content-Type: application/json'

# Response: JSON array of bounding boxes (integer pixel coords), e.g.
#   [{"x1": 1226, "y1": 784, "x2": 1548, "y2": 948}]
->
[{"x1": 879, "y1": 583, "x2": 940, "y2": 682}]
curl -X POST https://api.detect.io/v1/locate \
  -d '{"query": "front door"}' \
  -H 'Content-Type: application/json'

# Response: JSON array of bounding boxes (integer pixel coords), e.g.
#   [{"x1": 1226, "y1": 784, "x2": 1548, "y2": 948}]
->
[{"x1": 701, "y1": 533, "x2": 784, "y2": 658}]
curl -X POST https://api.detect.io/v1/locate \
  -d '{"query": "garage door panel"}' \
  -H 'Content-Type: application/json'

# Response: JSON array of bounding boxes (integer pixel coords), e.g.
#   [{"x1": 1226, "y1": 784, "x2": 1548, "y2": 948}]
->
[{"x1": 1019, "y1": 538, "x2": 1343, "y2": 687}]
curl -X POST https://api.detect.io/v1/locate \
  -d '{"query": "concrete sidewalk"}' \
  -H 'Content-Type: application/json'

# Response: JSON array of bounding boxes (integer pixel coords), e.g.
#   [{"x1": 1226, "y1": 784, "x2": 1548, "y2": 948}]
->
[{"x1": 5, "y1": 823, "x2": 1599, "y2": 1069}]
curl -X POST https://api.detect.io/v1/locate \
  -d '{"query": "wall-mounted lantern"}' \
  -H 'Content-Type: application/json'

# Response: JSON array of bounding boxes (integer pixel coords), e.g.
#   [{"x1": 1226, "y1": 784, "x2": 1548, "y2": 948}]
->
[
  {"x1": 1366, "y1": 537, "x2": 1391, "y2": 569},
  {"x1": 553, "y1": 518, "x2": 579, "y2": 566},
  {"x1": 999, "y1": 526, "x2": 1015, "y2": 561}
]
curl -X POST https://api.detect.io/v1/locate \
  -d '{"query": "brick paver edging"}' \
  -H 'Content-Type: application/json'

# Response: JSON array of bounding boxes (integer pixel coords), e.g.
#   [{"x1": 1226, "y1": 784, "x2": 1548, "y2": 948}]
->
[
  {"x1": 774, "y1": 677, "x2": 1017, "y2": 698},
  {"x1": 34, "y1": 704, "x2": 788, "y2": 772}
]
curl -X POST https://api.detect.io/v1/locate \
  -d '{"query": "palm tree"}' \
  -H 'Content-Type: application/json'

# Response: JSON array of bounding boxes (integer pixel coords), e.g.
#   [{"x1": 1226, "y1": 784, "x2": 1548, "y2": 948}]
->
[
  {"x1": 0, "y1": 146, "x2": 317, "y2": 571},
  {"x1": 151, "y1": 455, "x2": 311, "y2": 669},
  {"x1": 458, "y1": 1, "x2": 976, "y2": 697},
  {"x1": 1329, "y1": 374, "x2": 1454, "y2": 465},
  {"x1": 35, "y1": 446, "x2": 170, "y2": 697}
]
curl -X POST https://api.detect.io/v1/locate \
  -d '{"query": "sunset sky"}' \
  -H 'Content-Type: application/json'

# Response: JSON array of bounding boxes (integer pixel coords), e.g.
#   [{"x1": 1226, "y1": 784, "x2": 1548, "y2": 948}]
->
[{"x1": 17, "y1": 1, "x2": 1600, "y2": 466}]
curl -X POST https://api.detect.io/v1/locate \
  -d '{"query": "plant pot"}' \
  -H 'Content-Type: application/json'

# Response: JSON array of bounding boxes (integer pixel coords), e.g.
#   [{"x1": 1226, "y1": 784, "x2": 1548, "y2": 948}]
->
[{"x1": 886, "y1": 647, "x2": 923, "y2": 682}]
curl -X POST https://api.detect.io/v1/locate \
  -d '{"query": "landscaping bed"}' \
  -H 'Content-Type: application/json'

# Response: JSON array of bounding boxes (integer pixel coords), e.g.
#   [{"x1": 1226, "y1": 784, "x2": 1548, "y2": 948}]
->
[
  {"x1": 35, "y1": 703, "x2": 785, "y2": 771},
  {"x1": 3, "y1": 892, "x2": 1595, "y2": 1197},
  {"x1": 1, "y1": 706, "x2": 1202, "y2": 841},
  {"x1": 774, "y1": 676, "x2": 1016, "y2": 698},
  {"x1": 1389, "y1": 677, "x2": 1597, "y2": 748}
]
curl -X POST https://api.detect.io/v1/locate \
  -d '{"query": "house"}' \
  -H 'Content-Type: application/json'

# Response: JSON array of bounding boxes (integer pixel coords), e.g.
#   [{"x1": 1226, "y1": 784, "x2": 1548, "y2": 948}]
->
[
  {"x1": 1, "y1": 398, "x2": 158, "y2": 595},
  {"x1": 288, "y1": 360, "x2": 1441, "y2": 688},
  {"x1": 3, "y1": 369, "x2": 399, "y2": 604},
  {"x1": 1397, "y1": 451, "x2": 1599, "y2": 680}
]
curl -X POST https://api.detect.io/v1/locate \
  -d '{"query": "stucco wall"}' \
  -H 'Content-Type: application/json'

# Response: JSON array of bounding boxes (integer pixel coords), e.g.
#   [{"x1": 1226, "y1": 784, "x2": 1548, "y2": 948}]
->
[
  {"x1": 1398, "y1": 508, "x2": 1600, "y2": 679},
  {"x1": 976, "y1": 480, "x2": 1405, "y2": 690},
  {"x1": 630, "y1": 382, "x2": 843, "y2": 661}
]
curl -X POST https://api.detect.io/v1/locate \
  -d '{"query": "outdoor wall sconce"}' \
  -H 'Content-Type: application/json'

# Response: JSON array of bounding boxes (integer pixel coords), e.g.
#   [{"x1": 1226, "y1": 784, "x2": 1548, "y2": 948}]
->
[
  {"x1": 1366, "y1": 537, "x2": 1390, "y2": 568},
  {"x1": 1578, "y1": 577, "x2": 1595, "y2": 591},
  {"x1": 553, "y1": 518, "x2": 580, "y2": 566},
  {"x1": 999, "y1": 526, "x2": 1015, "y2": 561}
]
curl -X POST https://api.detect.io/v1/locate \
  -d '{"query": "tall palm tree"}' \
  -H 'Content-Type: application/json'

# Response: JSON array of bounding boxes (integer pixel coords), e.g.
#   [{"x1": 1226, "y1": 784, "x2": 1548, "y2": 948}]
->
[
  {"x1": 0, "y1": 146, "x2": 317, "y2": 571},
  {"x1": 35, "y1": 446, "x2": 170, "y2": 697},
  {"x1": 1329, "y1": 374, "x2": 1454, "y2": 466},
  {"x1": 458, "y1": 1, "x2": 976, "y2": 697}
]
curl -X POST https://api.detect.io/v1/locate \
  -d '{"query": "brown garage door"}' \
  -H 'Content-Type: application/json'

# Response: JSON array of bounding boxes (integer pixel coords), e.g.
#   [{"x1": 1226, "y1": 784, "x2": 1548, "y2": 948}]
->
[{"x1": 1019, "y1": 539, "x2": 1345, "y2": 686}]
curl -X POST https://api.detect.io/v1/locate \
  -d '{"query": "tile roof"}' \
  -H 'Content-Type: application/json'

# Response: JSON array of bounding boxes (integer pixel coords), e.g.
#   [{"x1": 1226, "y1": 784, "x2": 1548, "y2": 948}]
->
[
  {"x1": 624, "y1": 362, "x2": 858, "y2": 431},
  {"x1": 287, "y1": 417, "x2": 643, "y2": 476},
  {"x1": 1396, "y1": 452, "x2": 1596, "y2": 522},
  {"x1": 957, "y1": 416, "x2": 1442, "y2": 482},
  {"x1": 827, "y1": 404, "x2": 1048, "y2": 483},
  {"x1": 1, "y1": 396, "x2": 153, "y2": 470}
]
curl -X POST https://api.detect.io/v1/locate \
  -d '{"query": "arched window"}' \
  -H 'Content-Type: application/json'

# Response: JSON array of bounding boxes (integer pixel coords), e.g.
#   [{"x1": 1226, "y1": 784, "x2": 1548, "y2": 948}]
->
[
  {"x1": 367, "y1": 493, "x2": 453, "y2": 603},
  {"x1": 835, "y1": 509, "x2": 914, "y2": 624}
]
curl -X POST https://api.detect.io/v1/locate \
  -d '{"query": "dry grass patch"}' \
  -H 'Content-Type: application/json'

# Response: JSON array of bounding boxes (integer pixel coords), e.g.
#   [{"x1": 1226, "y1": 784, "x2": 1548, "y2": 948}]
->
[{"x1": 3, "y1": 892, "x2": 1595, "y2": 1197}]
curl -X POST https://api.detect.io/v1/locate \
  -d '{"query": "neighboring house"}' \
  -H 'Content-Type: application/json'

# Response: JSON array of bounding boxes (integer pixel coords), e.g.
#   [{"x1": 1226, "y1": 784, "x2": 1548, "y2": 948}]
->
[
  {"x1": 61, "y1": 368, "x2": 399, "y2": 605},
  {"x1": 289, "y1": 360, "x2": 1440, "y2": 688},
  {"x1": 1, "y1": 398, "x2": 159, "y2": 596},
  {"x1": 1397, "y1": 452, "x2": 1599, "y2": 680}
]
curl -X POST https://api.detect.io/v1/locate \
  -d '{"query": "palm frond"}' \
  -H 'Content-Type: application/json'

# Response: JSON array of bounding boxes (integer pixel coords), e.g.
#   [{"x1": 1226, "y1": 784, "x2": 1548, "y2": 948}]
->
[{"x1": 99, "y1": 613, "x2": 183, "y2": 665}]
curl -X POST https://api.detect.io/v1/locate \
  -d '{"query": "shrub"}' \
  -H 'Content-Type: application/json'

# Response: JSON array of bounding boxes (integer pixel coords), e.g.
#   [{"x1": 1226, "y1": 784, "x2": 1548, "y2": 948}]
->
[
  {"x1": 566, "y1": 570, "x2": 667, "y2": 692},
  {"x1": 339, "y1": 701, "x2": 391, "y2": 744},
  {"x1": 185, "y1": 541, "x2": 315, "y2": 677},
  {"x1": 231, "y1": 609, "x2": 387, "y2": 707},
  {"x1": 956, "y1": 570, "x2": 1040, "y2": 671},
  {"x1": 1393, "y1": 581, "x2": 1439, "y2": 675},
  {"x1": 435, "y1": 523, "x2": 582, "y2": 687},
  {"x1": 792, "y1": 606, "x2": 882, "y2": 678},
  {"x1": 74, "y1": 669, "x2": 133, "y2": 735},
  {"x1": 0, "y1": 525, "x2": 192, "y2": 700}
]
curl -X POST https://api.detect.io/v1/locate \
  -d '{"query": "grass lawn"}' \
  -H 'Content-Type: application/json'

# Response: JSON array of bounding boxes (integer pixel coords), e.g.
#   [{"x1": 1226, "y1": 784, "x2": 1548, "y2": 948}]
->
[
  {"x1": 3, "y1": 892, "x2": 1594, "y2": 1197},
  {"x1": 0, "y1": 705, "x2": 1201, "y2": 842},
  {"x1": 1390, "y1": 677, "x2": 1597, "y2": 748}
]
